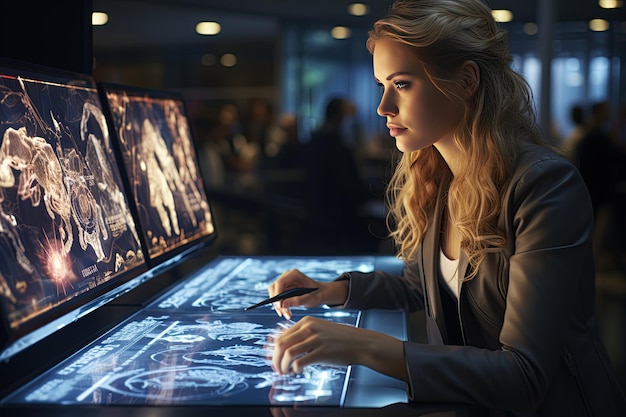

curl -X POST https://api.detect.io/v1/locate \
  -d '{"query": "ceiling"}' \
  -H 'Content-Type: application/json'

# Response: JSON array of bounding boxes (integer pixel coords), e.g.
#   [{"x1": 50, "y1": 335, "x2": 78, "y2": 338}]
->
[{"x1": 92, "y1": 0, "x2": 626, "y2": 51}]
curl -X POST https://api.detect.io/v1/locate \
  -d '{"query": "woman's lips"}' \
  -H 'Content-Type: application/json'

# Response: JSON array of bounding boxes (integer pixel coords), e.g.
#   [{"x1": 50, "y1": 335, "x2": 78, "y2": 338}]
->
[{"x1": 388, "y1": 126, "x2": 407, "y2": 137}]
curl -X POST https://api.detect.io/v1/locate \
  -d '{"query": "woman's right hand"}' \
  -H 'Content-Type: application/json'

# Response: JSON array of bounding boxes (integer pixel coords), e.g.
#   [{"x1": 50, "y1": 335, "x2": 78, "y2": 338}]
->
[{"x1": 268, "y1": 269, "x2": 348, "y2": 320}]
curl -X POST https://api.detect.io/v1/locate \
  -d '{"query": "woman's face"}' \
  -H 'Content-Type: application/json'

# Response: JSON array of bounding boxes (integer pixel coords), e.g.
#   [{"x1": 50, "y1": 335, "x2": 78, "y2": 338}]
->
[{"x1": 373, "y1": 37, "x2": 463, "y2": 154}]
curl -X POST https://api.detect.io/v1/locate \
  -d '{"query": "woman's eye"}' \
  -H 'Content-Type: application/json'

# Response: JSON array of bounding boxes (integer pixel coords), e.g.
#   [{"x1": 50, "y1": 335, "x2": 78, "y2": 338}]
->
[{"x1": 395, "y1": 80, "x2": 409, "y2": 89}]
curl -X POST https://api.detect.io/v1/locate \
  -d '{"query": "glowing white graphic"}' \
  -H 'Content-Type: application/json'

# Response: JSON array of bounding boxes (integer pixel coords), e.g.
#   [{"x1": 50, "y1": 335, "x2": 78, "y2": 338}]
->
[
  {"x1": 0, "y1": 126, "x2": 74, "y2": 256},
  {"x1": 141, "y1": 118, "x2": 180, "y2": 239},
  {"x1": 64, "y1": 148, "x2": 108, "y2": 261},
  {"x1": 82, "y1": 102, "x2": 139, "y2": 246},
  {"x1": 102, "y1": 88, "x2": 214, "y2": 260}
]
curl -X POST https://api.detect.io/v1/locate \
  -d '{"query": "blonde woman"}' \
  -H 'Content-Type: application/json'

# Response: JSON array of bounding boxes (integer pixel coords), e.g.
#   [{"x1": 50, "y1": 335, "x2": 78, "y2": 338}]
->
[{"x1": 268, "y1": 0, "x2": 626, "y2": 415}]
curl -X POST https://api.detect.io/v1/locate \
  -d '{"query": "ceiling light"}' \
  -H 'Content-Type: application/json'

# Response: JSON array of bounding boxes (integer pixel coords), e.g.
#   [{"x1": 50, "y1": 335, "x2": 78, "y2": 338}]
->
[
  {"x1": 491, "y1": 9, "x2": 513, "y2": 23},
  {"x1": 201, "y1": 53, "x2": 216, "y2": 66},
  {"x1": 331, "y1": 26, "x2": 351, "y2": 39},
  {"x1": 599, "y1": 0, "x2": 623, "y2": 8},
  {"x1": 220, "y1": 53, "x2": 237, "y2": 67},
  {"x1": 523, "y1": 22, "x2": 538, "y2": 35},
  {"x1": 196, "y1": 21, "x2": 221, "y2": 36},
  {"x1": 347, "y1": 3, "x2": 370, "y2": 16},
  {"x1": 92, "y1": 12, "x2": 108, "y2": 26},
  {"x1": 589, "y1": 19, "x2": 610, "y2": 31}
]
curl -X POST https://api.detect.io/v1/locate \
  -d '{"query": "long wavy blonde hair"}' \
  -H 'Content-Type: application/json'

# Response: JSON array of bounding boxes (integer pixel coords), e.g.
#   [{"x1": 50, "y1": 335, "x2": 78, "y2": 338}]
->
[{"x1": 367, "y1": 0, "x2": 544, "y2": 279}]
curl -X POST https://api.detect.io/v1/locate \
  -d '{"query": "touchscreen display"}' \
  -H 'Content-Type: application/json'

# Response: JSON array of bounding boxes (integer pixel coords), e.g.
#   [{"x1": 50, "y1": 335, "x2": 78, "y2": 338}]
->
[{"x1": 1, "y1": 256, "x2": 375, "y2": 406}]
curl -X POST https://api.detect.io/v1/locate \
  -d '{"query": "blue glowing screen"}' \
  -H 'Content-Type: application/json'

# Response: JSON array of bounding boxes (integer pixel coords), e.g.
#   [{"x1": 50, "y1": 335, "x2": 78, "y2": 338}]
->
[{"x1": 2, "y1": 256, "x2": 377, "y2": 406}]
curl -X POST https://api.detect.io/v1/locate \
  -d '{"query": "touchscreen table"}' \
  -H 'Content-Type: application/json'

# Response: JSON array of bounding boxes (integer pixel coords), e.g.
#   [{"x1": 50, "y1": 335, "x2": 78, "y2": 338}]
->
[{"x1": 1, "y1": 256, "x2": 386, "y2": 407}]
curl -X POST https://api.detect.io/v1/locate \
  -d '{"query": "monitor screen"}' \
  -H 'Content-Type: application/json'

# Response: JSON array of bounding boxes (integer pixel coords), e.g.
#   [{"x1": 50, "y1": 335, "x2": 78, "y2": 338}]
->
[
  {"x1": 0, "y1": 59, "x2": 146, "y2": 344},
  {"x1": 98, "y1": 83, "x2": 216, "y2": 267}
]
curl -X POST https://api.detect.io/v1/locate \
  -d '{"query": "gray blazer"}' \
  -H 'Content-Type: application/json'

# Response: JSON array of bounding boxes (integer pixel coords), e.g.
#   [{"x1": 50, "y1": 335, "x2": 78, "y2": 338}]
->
[{"x1": 337, "y1": 143, "x2": 626, "y2": 416}]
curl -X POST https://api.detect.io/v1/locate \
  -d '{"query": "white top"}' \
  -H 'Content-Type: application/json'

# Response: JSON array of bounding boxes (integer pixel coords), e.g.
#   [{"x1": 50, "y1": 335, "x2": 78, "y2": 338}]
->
[{"x1": 439, "y1": 249, "x2": 460, "y2": 300}]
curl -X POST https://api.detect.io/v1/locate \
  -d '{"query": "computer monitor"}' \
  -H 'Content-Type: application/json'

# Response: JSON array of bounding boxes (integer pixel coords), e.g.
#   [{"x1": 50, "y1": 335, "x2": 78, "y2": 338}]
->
[
  {"x1": 98, "y1": 82, "x2": 216, "y2": 268},
  {"x1": 0, "y1": 59, "x2": 147, "y2": 348}
]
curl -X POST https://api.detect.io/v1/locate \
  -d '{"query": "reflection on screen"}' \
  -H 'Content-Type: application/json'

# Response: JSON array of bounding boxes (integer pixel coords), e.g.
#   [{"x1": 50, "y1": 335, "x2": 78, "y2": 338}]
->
[
  {"x1": 100, "y1": 85, "x2": 214, "y2": 263},
  {"x1": 0, "y1": 62, "x2": 145, "y2": 336},
  {"x1": 2, "y1": 256, "x2": 372, "y2": 406}
]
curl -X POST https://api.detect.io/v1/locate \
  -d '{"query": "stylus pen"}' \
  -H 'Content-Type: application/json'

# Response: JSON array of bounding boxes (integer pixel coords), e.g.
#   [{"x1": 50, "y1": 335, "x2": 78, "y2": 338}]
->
[{"x1": 244, "y1": 287, "x2": 319, "y2": 311}]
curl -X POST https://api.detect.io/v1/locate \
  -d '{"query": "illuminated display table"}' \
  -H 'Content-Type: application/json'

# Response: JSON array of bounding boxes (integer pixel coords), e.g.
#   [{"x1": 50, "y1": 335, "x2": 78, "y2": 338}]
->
[
  {"x1": 1, "y1": 256, "x2": 407, "y2": 407},
  {"x1": 0, "y1": 255, "x2": 475, "y2": 416}
]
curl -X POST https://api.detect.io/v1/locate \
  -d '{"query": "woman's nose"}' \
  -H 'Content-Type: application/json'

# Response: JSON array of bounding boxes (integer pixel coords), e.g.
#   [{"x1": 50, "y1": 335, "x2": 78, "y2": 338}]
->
[{"x1": 377, "y1": 93, "x2": 397, "y2": 117}]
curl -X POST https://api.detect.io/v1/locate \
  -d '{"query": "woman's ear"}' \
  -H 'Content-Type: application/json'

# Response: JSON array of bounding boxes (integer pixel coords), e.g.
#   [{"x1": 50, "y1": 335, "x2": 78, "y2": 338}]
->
[{"x1": 460, "y1": 60, "x2": 480, "y2": 98}]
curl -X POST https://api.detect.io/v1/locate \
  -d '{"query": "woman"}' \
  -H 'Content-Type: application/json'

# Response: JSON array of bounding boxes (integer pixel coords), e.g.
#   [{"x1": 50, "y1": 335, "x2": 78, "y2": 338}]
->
[{"x1": 268, "y1": 0, "x2": 626, "y2": 415}]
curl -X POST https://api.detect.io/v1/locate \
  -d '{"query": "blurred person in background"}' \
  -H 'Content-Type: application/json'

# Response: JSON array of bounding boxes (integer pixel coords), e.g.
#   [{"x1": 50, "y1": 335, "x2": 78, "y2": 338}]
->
[
  {"x1": 303, "y1": 97, "x2": 374, "y2": 254},
  {"x1": 560, "y1": 104, "x2": 587, "y2": 164}
]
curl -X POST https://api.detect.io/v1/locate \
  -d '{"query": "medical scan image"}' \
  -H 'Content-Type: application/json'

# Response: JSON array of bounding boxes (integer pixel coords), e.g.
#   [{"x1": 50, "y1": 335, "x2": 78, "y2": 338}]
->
[{"x1": 0, "y1": 65, "x2": 145, "y2": 334}]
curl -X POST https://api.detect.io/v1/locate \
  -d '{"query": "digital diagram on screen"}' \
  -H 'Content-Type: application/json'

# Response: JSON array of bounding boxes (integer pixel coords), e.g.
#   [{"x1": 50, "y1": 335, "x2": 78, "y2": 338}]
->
[
  {"x1": 152, "y1": 255, "x2": 376, "y2": 313},
  {"x1": 0, "y1": 67, "x2": 145, "y2": 332},
  {"x1": 1, "y1": 256, "x2": 374, "y2": 406},
  {"x1": 101, "y1": 88, "x2": 214, "y2": 261}
]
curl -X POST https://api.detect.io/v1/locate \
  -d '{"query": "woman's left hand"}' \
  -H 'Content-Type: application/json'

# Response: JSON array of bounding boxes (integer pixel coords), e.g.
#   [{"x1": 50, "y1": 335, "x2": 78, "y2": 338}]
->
[{"x1": 271, "y1": 316, "x2": 408, "y2": 382}]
